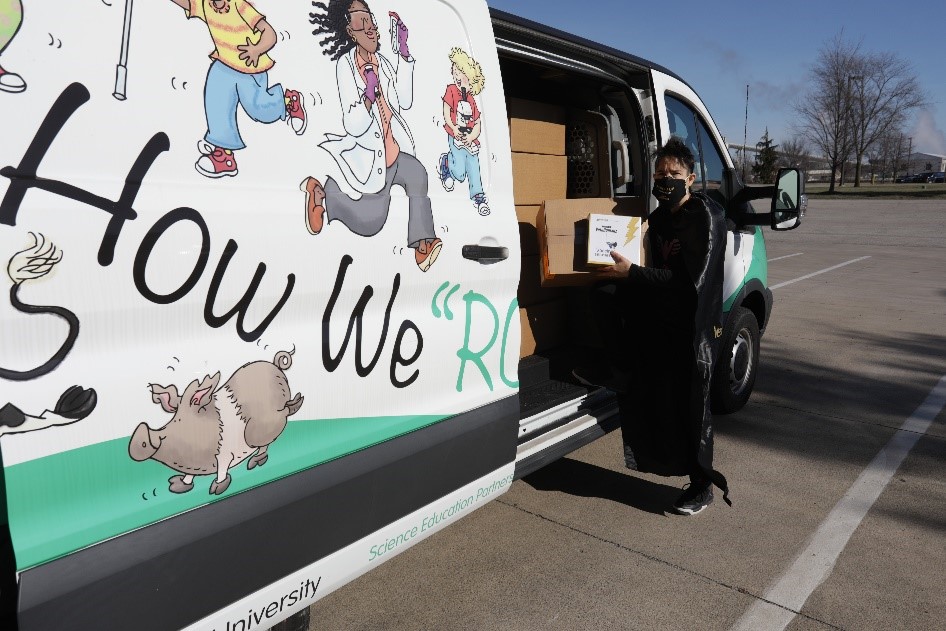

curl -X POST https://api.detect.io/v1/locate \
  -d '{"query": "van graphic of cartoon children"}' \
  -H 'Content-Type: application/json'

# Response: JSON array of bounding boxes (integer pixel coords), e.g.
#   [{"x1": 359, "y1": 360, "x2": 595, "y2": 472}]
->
[
  {"x1": 300, "y1": 2, "x2": 442, "y2": 272},
  {"x1": 0, "y1": 0, "x2": 26, "y2": 93},
  {"x1": 168, "y1": 0, "x2": 307, "y2": 178},
  {"x1": 438, "y1": 47, "x2": 488, "y2": 216}
]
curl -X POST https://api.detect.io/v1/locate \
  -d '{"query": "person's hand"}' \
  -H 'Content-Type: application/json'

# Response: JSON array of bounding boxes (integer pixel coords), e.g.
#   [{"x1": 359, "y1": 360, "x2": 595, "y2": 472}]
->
[
  {"x1": 363, "y1": 64, "x2": 379, "y2": 104},
  {"x1": 390, "y1": 12, "x2": 410, "y2": 59},
  {"x1": 599, "y1": 250, "x2": 633, "y2": 278},
  {"x1": 238, "y1": 37, "x2": 263, "y2": 68}
]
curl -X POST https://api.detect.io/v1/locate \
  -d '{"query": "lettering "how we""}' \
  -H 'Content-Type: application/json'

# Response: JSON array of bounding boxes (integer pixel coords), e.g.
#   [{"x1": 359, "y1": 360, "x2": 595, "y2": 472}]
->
[{"x1": 0, "y1": 83, "x2": 294, "y2": 344}]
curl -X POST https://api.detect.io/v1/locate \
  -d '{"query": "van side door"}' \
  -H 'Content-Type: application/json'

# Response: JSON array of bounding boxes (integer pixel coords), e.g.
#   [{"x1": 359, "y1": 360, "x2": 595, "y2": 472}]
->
[{"x1": 0, "y1": 2, "x2": 519, "y2": 629}]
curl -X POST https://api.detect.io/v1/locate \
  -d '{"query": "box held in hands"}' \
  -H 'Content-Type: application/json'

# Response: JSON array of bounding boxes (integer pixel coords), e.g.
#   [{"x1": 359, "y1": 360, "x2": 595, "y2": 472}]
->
[
  {"x1": 586, "y1": 213, "x2": 642, "y2": 266},
  {"x1": 537, "y1": 198, "x2": 646, "y2": 287}
]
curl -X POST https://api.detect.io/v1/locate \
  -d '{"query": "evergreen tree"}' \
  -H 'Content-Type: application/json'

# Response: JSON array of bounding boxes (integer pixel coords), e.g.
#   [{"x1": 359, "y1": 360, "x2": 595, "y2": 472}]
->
[{"x1": 752, "y1": 128, "x2": 779, "y2": 183}]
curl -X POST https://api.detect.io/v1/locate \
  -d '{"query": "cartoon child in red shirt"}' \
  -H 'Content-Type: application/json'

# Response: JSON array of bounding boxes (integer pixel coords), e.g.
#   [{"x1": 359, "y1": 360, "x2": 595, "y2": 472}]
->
[{"x1": 437, "y1": 47, "x2": 488, "y2": 216}]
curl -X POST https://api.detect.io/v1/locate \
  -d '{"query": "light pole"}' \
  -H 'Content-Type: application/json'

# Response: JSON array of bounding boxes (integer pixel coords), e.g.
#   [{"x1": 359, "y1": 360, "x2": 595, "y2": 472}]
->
[
  {"x1": 907, "y1": 136, "x2": 913, "y2": 177},
  {"x1": 894, "y1": 132, "x2": 903, "y2": 182},
  {"x1": 743, "y1": 84, "x2": 749, "y2": 183},
  {"x1": 848, "y1": 75, "x2": 864, "y2": 186}
]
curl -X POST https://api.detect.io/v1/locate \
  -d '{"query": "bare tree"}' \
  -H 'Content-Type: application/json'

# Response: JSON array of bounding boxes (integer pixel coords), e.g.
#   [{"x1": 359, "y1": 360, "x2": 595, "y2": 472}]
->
[
  {"x1": 848, "y1": 52, "x2": 926, "y2": 186},
  {"x1": 779, "y1": 136, "x2": 811, "y2": 171},
  {"x1": 794, "y1": 35, "x2": 860, "y2": 193},
  {"x1": 868, "y1": 127, "x2": 906, "y2": 182}
]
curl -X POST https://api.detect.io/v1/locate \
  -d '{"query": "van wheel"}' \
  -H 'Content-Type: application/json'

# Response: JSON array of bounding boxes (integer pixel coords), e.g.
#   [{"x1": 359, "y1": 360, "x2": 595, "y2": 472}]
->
[
  {"x1": 267, "y1": 608, "x2": 310, "y2": 631},
  {"x1": 711, "y1": 306, "x2": 759, "y2": 414}
]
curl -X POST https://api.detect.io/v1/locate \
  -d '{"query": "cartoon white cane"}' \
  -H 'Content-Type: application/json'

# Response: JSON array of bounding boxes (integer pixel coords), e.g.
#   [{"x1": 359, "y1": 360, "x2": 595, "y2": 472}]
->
[{"x1": 113, "y1": 0, "x2": 133, "y2": 100}]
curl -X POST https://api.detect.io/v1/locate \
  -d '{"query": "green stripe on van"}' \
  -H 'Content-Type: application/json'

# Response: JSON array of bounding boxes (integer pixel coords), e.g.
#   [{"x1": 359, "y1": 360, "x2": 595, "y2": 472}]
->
[
  {"x1": 724, "y1": 230, "x2": 769, "y2": 312},
  {"x1": 747, "y1": 229, "x2": 769, "y2": 289},
  {"x1": 4, "y1": 414, "x2": 446, "y2": 571}
]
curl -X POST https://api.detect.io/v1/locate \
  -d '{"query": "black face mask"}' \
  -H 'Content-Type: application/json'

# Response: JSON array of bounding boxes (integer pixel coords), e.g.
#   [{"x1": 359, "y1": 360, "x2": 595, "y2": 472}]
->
[{"x1": 652, "y1": 176, "x2": 688, "y2": 207}]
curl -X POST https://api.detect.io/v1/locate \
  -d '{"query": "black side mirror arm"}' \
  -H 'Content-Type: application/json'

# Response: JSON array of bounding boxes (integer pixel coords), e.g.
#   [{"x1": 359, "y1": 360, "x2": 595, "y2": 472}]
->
[{"x1": 727, "y1": 184, "x2": 776, "y2": 226}]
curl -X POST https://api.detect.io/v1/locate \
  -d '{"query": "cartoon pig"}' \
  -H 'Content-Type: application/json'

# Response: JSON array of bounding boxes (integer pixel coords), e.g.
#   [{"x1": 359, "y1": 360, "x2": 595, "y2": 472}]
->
[{"x1": 129, "y1": 351, "x2": 304, "y2": 495}]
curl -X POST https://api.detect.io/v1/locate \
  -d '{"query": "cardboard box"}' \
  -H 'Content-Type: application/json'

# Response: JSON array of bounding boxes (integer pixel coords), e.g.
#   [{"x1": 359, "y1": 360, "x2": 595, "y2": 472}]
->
[
  {"x1": 512, "y1": 153, "x2": 567, "y2": 206},
  {"x1": 518, "y1": 254, "x2": 564, "y2": 308},
  {"x1": 508, "y1": 98, "x2": 566, "y2": 156},
  {"x1": 519, "y1": 299, "x2": 568, "y2": 357},
  {"x1": 516, "y1": 205, "x2": 542, "y2": 257},
  {"x1": 586, "y1": 214, "x2": 642, "y2": 266},
  {"x1": 538, "y1": 198, "x2": 646, "y2": 287}
]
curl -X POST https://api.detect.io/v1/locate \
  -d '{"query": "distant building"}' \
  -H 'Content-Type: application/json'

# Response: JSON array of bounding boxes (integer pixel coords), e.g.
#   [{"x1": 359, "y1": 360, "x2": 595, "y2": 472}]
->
[
  {"x1": 904, "y1": 152, "x2": 946, "y2": 174},
  {"x1": 728, "y1": 144, "x2": 945, "y2": 183}
]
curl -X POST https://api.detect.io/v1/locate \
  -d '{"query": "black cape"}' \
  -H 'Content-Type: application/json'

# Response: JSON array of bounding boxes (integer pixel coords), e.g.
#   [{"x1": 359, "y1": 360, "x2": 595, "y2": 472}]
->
[{"x1": 618, "y1": 192, "x2": 730, "y2": 504}]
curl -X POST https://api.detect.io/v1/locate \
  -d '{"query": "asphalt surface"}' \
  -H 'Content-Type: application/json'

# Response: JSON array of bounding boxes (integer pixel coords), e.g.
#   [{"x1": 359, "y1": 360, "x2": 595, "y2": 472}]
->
[{"x1": 307, "y1": 199, "x2": 946, "y2": 631}]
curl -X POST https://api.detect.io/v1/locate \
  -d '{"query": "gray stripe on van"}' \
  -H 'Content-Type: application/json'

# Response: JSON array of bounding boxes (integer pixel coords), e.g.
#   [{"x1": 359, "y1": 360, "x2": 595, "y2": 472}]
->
[{"x1": 14, "y1": 395, "x2": 518, "y2": 631}]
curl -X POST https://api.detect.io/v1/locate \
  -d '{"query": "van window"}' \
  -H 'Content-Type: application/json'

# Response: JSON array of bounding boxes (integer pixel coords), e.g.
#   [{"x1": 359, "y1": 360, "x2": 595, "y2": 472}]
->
[
  {"x1": 696, "y1": 117, "x2": 726, "y2": 196},
  {"x1": 664, "y1": 95, "x2": 703, "y2": 185},
  {"x1": 665, "y1": 94, "x2": 727, "y2": 201}
]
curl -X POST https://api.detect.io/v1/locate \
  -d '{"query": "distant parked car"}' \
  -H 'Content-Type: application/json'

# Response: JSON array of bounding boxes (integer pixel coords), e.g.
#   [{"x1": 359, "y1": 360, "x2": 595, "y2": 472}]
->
[
  {"x1": 895, "y1": 174, "x2": 912, "y2": 183},
  {"x1": 911, "y1": 172, "x2": 935, "y2": 183},
  {"x1": 931, "y1": 172, "x2": 945, "y2": 183}
]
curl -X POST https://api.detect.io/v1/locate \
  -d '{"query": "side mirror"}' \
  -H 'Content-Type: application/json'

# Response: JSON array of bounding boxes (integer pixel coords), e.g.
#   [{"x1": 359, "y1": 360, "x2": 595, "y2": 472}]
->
[{"x1": 771, "y1": 168, "x2": 806, "y2": 231}]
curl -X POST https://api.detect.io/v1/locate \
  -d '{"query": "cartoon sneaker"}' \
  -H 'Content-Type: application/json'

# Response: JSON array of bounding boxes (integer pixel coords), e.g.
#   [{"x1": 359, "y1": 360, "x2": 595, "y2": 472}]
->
[
  {"x1": 473, "y1": 193, "x2": 490, "y2": 216},
  {"x1": 195, "y1": 146, "x2": 238, "y2": 178},
  {"x1": 197, "y1": 139, "x2": 216, "y2": 155},
  {"x1": 438, "y1": 153, "x2": 455, "y2": 192},
  {"x1": 414, "y1": 237, "x2": 442, "y2": 272},
  {"x1": 300, "y1": 177, "x2": 326, "y2": 235},
  {"x1": 0, "y1": 66, "x2": 26, "y2": 93},
  {"x1": 285, "y1": 89, "x2": 307, "y2": 135}
]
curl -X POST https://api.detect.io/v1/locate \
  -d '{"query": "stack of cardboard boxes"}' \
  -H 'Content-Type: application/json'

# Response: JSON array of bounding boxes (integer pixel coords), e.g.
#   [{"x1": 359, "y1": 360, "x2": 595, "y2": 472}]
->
[
  {"x1": 510, "y1": 98, "x2": 569, "y2": 357},
  {"x1": 511, "y1": 99, "x2": 645, "y2": 358}
]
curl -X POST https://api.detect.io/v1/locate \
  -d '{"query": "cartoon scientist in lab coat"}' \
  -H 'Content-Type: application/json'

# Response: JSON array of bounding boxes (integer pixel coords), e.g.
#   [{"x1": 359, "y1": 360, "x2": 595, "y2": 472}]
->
[{"x1": 301, "y1": 2, "x2": 442, "y2": 272}]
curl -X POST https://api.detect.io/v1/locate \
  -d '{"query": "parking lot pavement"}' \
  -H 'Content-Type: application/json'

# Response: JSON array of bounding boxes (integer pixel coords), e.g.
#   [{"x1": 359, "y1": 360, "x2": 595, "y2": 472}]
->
[{"x1": 309, "y1": 199, "x2": 946, "y2": 630}]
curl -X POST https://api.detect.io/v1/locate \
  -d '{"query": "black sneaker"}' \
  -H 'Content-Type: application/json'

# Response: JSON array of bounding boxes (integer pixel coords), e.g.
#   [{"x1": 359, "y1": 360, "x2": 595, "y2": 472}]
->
[{"x1": 672, "y1": 483, "x2": 713, "y2": 515}]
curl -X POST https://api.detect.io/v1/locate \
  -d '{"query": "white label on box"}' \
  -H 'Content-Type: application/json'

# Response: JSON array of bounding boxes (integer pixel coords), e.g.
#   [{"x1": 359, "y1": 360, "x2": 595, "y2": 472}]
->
[{"x1": 587, "y1": 214, "x2": 642, "y2": 266}]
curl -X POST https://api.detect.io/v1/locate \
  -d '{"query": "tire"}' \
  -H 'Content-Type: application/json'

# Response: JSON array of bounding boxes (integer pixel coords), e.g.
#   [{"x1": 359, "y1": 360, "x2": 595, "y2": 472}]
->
[
  {"x1": 267, "y1": 609, "x2": 310, "y2": 631},
  {"x1": 711, "y1": 306, "x2": 760, "y2": 414}
]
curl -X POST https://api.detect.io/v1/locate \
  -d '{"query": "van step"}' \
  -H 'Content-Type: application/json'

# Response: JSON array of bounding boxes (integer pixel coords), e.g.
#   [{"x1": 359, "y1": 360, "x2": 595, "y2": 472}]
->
[
  {"x1": 519, "y1": 378, "x2": 588, "y2": 419},
  {"x1": 518, "y1": 355, "x2": 550, "y2": 389},
  {"x1": 515, "y1": 387, "x2": 620, "y2": 479}
]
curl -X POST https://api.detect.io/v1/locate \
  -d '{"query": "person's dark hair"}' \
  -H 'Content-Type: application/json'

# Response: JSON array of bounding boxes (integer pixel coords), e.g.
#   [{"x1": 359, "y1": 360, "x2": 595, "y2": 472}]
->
[
  {"x1": 656, "y1": 137, "x2": 696, "y2": 174},
  {"x1": 310, "y1": 0, "x2": 364, "y2": 61}
]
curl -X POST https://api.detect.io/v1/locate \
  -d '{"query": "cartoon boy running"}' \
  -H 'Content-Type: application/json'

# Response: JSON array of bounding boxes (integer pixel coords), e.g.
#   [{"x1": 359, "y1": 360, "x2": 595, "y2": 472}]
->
[
  {"x1": 0, "y1": 0, "x2": 26, "y2": 93},
  {"x1": 168, "y1": 0, "x2": 307, "y2": 178},
  {"x1": 438, "y1": 47, "x2": 489, "y2": 216}
]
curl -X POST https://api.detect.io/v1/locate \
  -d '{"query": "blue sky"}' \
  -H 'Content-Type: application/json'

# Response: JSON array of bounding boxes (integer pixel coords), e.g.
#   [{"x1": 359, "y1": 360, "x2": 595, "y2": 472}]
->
[{"x1": 487, "y1": 0, "x2": 946, "y2": 157}]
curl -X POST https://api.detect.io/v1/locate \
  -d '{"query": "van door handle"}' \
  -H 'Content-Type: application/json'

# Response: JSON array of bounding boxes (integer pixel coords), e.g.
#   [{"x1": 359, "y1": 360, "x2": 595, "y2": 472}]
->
[{"x1": 462, "y1": 245, "x2": 509, "y2": 264}]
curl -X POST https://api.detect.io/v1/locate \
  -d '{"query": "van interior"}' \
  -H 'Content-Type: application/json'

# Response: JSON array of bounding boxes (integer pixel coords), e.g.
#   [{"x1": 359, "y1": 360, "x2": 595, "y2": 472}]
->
[{"x1": 496, "y1": 49, "x2": 652, "y2": 459}]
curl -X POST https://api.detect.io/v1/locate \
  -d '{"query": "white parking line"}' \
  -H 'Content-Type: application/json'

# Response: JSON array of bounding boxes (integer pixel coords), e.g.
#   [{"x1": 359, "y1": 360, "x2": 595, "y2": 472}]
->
[
  {"x1": 768, "y1": 253, "x2": 804, "y2": 262},
  {"x1": 730, "y1": 373, "x2": 946, "y2": 631},
  {"x1": 770, "y1": 256, "x2": 871, "y2": 290}
]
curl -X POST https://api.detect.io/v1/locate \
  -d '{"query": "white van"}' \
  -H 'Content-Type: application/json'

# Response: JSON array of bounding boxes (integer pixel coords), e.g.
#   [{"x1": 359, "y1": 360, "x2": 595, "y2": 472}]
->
[{"x1": 0, "y1": 2, "x2": 801, "y2": 629}]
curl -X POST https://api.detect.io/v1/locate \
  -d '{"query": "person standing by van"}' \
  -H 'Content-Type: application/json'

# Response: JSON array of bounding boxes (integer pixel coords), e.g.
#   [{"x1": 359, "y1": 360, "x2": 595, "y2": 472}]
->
[{"x1": 604, "y1": 138, "x2": 730, "y2": 515}]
